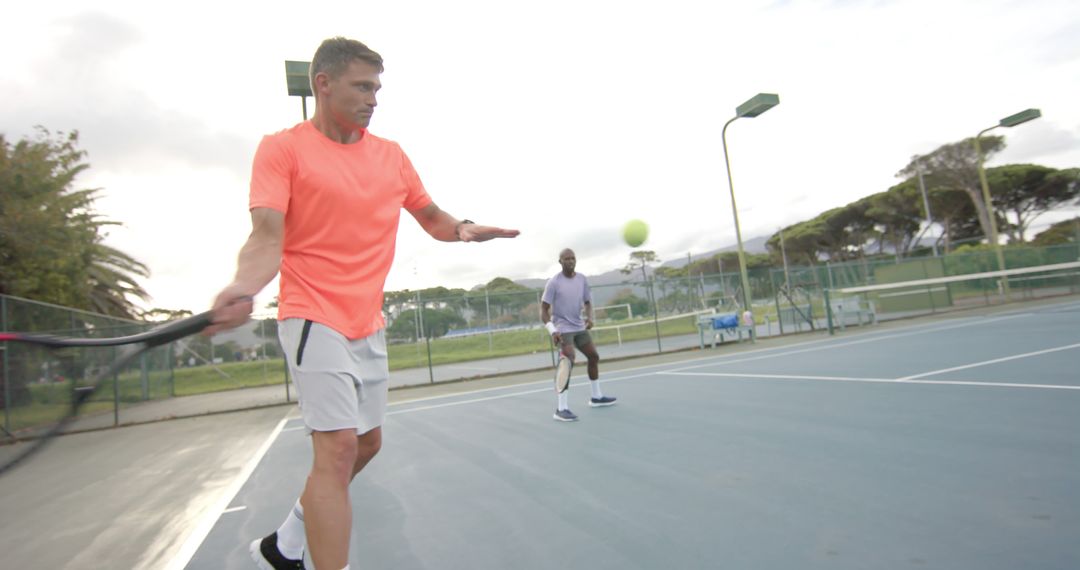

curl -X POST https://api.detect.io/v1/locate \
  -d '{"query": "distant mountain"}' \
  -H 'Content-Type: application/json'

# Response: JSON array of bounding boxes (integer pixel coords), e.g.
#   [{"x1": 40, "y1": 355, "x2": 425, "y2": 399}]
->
[
  {"x1": 514, "y1": 266, "x2": 634, "y2": 291},
  {"x1": 661, "y1": 235, "x2": 770, "y2": 269}
]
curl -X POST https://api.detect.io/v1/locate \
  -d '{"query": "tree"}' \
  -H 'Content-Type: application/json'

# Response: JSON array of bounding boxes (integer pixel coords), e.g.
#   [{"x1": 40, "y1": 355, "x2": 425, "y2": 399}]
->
[
  {"x1": 0, "y1": 128, "x2": 149, "y2": 317},
  {"x1": 386, "y1": 307, "x2": 465, "y2": 340},
  {"x1": 986, "y1": 165, "x2": 1080, "y2": 242},
  {"x1": 898, "y1": 136, "x2": 1006, "y2": 247},
  {"x1": 620, "y1": 250, "x2": 660, "y2": 281},
  {"x1": 862, "y1": 182, "x2": 923, "y2": 259},
  {"x1": 478, "y1": 277, "x2": 535, "y2": 321},
  {"x1": 607, "y1": 288, "x2": 650, "y2": 319},
  {"x1": 768, "y1": 209, "x2": 858, "y2": 264},
  {"x1": 925, "y1": 183, "x2": 979, "y2": 253},
  {"x1": 1032, "y1": 217, "x2": 1080, "y2": 246}
]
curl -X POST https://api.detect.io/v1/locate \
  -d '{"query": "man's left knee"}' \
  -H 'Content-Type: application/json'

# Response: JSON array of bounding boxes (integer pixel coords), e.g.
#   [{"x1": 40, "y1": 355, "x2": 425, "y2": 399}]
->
[{"x1": 357, "y1": 429, "x2": 382, "y2": 461}]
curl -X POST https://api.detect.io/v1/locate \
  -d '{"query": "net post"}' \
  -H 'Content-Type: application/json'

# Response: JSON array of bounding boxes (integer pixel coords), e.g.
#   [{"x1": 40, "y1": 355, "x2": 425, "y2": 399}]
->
[
  {"x1": 824, "y1": 288, "x2": 835, "y2": 335},
  {"x1": 649, "y1": 279, "x2": 662, "y2": 353},
  {"x1": 774, "y1": 293, "x2": 784, "y2": 336}
]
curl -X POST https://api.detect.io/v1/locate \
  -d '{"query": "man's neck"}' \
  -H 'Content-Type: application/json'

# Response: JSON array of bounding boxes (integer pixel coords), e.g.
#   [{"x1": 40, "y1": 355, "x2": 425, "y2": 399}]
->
[
  {"x1": 562, "y1": 270, "x2": 576, "y2": 278},
  {"x1": 310, "y1": 112, "x2": 364, "y2": 144}
]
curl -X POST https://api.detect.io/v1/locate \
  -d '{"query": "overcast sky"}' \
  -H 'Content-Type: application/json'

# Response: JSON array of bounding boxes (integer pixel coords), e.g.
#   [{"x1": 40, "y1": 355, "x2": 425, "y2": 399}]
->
[{"x1": 3, "y1": 0, "x2": 1078, "y2": 314}]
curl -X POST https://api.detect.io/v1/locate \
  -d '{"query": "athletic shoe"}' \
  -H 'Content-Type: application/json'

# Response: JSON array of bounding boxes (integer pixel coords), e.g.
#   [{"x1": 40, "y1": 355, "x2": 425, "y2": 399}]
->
[
  {"x1": 250, "y1": 532, "x2": 306, "y2": 570},
  {"x1": 553, "y1": 409, "x2": 579, "y2": 422},
  {"x1": 589, "y1": 396, "x2": 617, "y2": 407}
]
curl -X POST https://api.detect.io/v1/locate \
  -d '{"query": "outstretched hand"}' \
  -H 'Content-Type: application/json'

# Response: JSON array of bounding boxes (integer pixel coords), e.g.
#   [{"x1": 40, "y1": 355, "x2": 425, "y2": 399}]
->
[{"x1": 459, "y1": 223, "x2": 520, "y2": 243}]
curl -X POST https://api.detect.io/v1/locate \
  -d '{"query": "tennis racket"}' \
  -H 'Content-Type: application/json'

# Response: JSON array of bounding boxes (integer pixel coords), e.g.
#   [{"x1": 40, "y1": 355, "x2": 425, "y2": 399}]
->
[
  {"x1": 0, "y1": 310, "x2": 217, "y2": 476},
  {"x1": 554, "y1": 355, "x2": 573, "y2": 393}
]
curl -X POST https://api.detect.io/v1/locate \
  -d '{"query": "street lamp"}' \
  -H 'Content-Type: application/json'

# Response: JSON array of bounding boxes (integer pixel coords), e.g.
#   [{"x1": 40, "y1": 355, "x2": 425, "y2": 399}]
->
[
  {"x1": 974, "y1": 108, "x2": 1041, "y2": 290},
  {"x1": 285, "y1": 60, "x2": 313, "y2": 120},
  {"x1": 721, "y1": 93, "x2": 779, "y2": 319},
  {"x1": 915, "y1": 162, "x2": 939, "y2": 257}
]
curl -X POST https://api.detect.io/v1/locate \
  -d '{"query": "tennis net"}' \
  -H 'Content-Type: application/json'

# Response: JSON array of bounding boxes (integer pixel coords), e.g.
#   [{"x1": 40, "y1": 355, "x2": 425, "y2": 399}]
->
[{"x1": 824, "y1": 261, "x2": 1080, "y2": 333}]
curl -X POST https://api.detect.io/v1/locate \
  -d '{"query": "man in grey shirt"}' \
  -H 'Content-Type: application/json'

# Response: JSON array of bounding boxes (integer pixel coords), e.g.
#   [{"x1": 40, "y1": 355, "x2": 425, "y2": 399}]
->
[{"x1": 541, "y1": 248, "x2": 616, "y2": 421}]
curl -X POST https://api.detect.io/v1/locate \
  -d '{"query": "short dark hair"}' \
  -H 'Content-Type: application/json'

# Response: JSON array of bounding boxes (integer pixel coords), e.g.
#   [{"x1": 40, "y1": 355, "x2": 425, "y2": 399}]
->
[{"x1": 310, "y1": 37, "x2": 384, "y2": 91}]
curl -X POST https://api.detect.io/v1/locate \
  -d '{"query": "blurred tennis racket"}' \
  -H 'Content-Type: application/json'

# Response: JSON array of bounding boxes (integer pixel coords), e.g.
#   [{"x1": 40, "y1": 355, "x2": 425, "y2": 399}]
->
[
  {"x1": 0, "y1": 310, "x2": 217, "y2": 476},
  {"x1": 554, "y1": 355, "x2": 573, "y2": 393}
]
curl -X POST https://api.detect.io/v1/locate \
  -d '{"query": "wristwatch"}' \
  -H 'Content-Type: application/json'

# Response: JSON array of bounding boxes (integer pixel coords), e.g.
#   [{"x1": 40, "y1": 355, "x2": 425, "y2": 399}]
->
[{"x1": 455, "y1": 219, "x2": 474, "y2": 240}]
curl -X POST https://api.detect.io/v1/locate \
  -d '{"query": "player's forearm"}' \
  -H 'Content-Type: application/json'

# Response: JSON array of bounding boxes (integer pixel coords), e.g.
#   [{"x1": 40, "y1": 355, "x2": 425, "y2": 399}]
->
[
  {"x1": 418, "y1": 206, "x2": 461, "y2": 242},
  {"x1": 230, "y1": 237, "x2": 282, "y2": 294}
]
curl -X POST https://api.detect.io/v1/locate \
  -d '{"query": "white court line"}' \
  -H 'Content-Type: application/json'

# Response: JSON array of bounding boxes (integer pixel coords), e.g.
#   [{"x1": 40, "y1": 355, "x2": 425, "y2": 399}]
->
[
  {"x1": 161, "y1": 414, "x2": 290, "y2": 570},
  {"x1": 389, "y1": 305, "x2": 1055, "y2": 412},
  {"x1": 666, "y1": 313, "x2": 1027, "y2": 373},
  {"x1": 159, "y1": 298, "x2": 1077, "y2": 567},
  {"x1": 389, "y1": 371, "x2": 660, "y2": 416},
  {"x1": 222, "y1": 506, "x2": 247, "y2": 514},
  {"x1": 899, "y1": 342, "x2": 1080, "y2": 380},
  {"x1": 662, "y1": 371, "x2": 1080, "y2": 391},
  {"x1": 397, "y1": 300, "x2": 1076, "y2": 406}
]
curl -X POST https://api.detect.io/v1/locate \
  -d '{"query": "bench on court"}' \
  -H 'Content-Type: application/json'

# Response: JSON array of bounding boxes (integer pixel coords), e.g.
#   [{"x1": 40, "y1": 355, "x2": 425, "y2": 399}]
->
[
  {"x1": 697, "y1": 313, "x2": 755, "y2": 349},
  {"x1": 829, "y1": 296, "x2": 876, "y2": 330}
]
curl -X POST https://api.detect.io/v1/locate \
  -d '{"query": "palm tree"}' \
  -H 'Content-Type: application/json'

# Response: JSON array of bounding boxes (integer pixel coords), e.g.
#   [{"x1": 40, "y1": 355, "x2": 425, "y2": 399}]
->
[{"x1": 0, "y1": 128, "x2": 150, "y2": 318}]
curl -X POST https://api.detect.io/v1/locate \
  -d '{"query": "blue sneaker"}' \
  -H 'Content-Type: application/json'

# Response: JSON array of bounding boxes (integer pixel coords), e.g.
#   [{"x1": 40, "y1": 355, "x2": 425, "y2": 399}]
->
[
  {"x1": 589, "y1": 396, "x2": 617, "y2": 407},
  {"x1": 553, "y1": 409, "x2": 579, "y2": 422}
]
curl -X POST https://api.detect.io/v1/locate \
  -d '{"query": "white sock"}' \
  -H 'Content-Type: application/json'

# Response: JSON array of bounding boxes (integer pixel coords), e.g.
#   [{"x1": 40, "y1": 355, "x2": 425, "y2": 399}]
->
[
  {"x1": 276, "y1": 500, "x2": 306, "y2": 559},
  {"x1": 341, "y1": 566, "x2": 351, "y2": 570},
  {"x1": 590, "y1": 379, "x2": 603, "y2": 399},
  {"x1": 557, "y1": 391, "x2": 568, "y2": 411}
]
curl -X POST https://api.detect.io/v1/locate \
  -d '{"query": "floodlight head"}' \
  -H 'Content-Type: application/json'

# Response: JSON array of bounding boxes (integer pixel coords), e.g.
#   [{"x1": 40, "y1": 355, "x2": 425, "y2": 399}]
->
[
  {"x1": 735, "y1": 93, "x2": 780, "y2": 118},
  {"x1": 999, "y1": 108, "x2": 1041, "y2": 128},
  {"x1": 285, "y1": 60, "x2": 313, "y2": 97}
]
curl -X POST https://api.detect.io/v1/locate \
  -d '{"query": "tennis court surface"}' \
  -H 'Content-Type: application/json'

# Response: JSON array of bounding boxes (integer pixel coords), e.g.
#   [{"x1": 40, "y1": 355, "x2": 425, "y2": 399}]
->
[{"x1": 176, "y1": 298, "x2": 1079, "y2": 570}]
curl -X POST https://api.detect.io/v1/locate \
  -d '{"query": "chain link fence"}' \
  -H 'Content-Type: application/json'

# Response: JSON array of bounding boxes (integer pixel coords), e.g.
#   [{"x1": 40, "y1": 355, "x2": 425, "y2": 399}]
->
[{"x1": 3, "y1": 243, "x2": 1078, "y2": 438}]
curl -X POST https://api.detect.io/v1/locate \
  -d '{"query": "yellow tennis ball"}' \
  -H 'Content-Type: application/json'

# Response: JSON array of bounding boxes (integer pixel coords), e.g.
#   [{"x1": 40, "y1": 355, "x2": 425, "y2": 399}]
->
[{"x1": 623, "y1": 219, "x2": 649, "y2": 247}]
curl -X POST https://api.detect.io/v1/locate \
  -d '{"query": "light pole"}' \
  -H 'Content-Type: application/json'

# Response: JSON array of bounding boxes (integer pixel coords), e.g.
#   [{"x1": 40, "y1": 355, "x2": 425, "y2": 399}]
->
[
  {"x1": 778, "y1": 226, "x2": 791, "y2": 291},
  {"x1": 284, "y1": 60, "x2": 313, "y2": 120},
  {"x1": 915, "y1": 163, "x2": 939, "y2": 257},
  {"x1": 974, "y1": 108, "x2": 1041, "y2": 292},
  {"x1": 721, "y1": 93, "x2": 779, "y2": 316}
]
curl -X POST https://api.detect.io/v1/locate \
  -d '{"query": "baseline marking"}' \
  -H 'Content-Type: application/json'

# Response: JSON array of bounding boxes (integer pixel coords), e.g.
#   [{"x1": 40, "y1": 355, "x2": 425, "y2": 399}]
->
[
  {"x1": 662, "y1": 371, "x2": 1080, "y2": 391},
  {"x1": 898, "y1": 342, "x2": 1080, "y2": 380},
  {"x1": 667, "y1": 313, "x2": 1027, "y2": 373}
]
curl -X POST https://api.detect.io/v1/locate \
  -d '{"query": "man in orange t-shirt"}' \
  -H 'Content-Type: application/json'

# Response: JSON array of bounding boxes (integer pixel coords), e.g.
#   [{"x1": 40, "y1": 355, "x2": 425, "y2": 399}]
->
[{"x1": 208, "y1": 37, "x2": 518, "y2": 570}]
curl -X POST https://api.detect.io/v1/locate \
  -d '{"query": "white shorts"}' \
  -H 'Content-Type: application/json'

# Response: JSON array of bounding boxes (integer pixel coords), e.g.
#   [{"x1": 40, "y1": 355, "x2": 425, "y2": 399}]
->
[{"x1": 278, "y1": 319, "x2": 389, "y2": 435}]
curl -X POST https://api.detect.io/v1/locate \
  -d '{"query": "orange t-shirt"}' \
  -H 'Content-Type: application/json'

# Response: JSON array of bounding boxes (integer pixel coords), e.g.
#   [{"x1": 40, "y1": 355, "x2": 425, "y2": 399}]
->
[{"x1": 249, "y1": 121, "x2": 432, "y2": 339}]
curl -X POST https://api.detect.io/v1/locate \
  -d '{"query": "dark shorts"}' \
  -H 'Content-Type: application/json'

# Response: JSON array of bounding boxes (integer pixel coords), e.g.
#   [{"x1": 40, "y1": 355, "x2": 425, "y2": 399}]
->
[{"x1": 560, "y1": 330, "x2": 594, "y2": 352}]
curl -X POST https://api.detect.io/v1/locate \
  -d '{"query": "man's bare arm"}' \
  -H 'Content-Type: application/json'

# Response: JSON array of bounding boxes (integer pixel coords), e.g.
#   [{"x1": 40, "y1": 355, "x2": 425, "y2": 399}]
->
[
  {"x1": 206, "y1": 208, "x2": 284, "y2": 334},
  {"x1": 540, "y1": 301, "x2": 560, "y2": 343},
  {"x1": 407, "y1": 202, "x2": 520, "y2": 242}
]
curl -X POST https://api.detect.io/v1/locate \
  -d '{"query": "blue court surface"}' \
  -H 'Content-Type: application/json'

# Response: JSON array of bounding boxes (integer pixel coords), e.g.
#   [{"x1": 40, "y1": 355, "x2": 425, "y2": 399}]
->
[{"x1": 179, "y1": 300, "x2": 1080, "y2": 570}]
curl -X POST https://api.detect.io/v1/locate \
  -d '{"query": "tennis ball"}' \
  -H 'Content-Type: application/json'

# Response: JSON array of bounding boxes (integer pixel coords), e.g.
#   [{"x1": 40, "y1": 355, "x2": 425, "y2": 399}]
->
[{"x1": 623, "y1": 219, "x2": 649, "y2": 247}]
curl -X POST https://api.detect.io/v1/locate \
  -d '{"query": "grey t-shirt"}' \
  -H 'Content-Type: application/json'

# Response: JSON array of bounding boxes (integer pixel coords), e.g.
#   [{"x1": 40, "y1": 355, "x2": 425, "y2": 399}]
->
[{"x1": 541, "y1": 272, "x2": 591, "y2": 333}]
